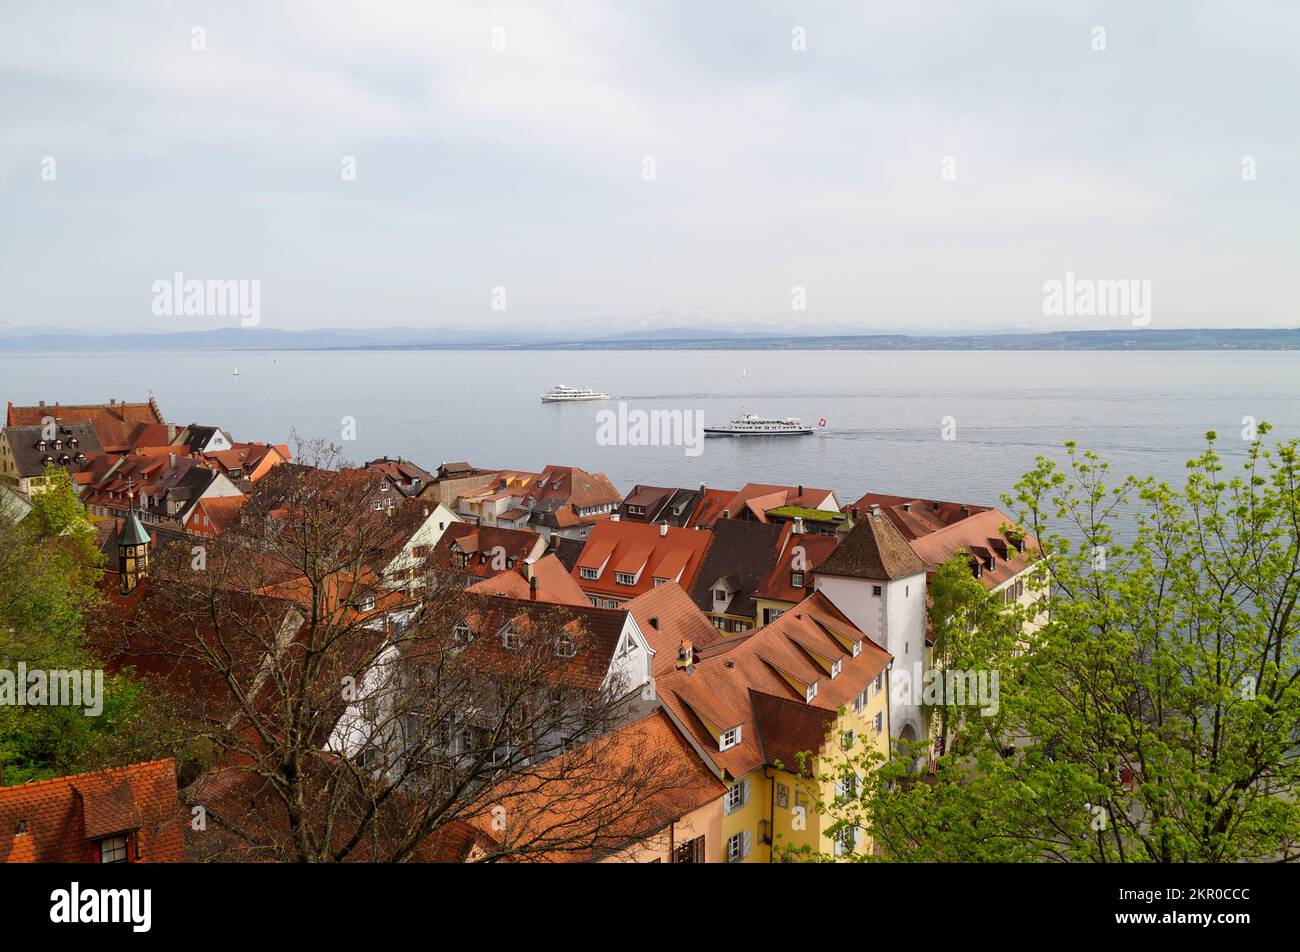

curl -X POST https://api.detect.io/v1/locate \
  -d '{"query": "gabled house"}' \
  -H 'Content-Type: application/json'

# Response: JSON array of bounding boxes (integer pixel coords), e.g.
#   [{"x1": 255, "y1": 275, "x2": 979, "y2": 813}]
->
[
  {"x1": 365, "y1": 456, "x2": 436, "y2": 497},
  {"x1": 81, "y1": 452, "x2": 244, "y2": 529},
  {"x1": 572, "y1": 520, "x2": 713, "y2": 609},
  {"x1": 0, "y1": 759, "x2": 185, "y2": 863},
  {"x1": 654, "y1": 592, "x2": 892, "y2": 862},
  {"x1": 0, "y1": 422, "x2": 100, "y2": 496},
  {"x1": 753, "y1": 528, "x2": 843, "y2": 626},
  {"x1": 467, "y1": 553, "x2": 593, "y2": 607},
  {"x1": 687, "y1": 519, "x2": 789, "y2": 633},
  {"x1": 616, "y1": 484, "x2": 705, "y2": 527},
  {"x1": 425, "y1": 523, "x2": 548, "y2": 590},
  {"x1": 718, "y1": 483, "x2": 842, "y2": 526},
  {"x1": 6, "y1": 397, "x2": 166, "y2": 449}
]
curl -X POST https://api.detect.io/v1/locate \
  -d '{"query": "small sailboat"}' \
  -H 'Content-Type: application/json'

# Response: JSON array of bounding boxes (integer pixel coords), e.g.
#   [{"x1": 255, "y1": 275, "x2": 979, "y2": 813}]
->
[{"x1": 232, "y1": 368, "x2": 240, "y2": 376}]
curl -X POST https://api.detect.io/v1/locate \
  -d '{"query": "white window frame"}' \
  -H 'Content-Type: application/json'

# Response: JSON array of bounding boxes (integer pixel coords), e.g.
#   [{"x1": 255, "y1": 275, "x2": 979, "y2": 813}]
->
[
  {"x1": 719, "y1": 725, "x2": 741, "y2": 751},
  {"x1": 805, "y1": 681, "x2": 818, "y2": 702},
  {"x1": 830, "y1": 659, "x2": 842, "y2": 678}
]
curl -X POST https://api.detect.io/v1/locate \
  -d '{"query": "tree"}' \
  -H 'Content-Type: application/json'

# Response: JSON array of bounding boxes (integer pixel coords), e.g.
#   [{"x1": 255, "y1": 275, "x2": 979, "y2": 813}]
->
[
  {"x1": 799, "y1": 430, "x2": 1300, "y2": 862},
  {"x1": 1, "y1": 466, "x2": 173, "y2": 784},
  {"x1": 95, "y1": 440, "x2": 700, "y2": 862}
]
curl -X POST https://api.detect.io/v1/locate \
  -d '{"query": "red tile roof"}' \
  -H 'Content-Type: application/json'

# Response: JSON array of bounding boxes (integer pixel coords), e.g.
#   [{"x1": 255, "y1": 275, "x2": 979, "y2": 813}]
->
[
  {"x1": 573, "y1": 520, "x2": 713, "y2": 603},
  {"x1": 656, "y1": 592, "x2": 890, "y2": 778},
  {"x1": 624, "y1": 582, "x2": 726, "y2": 676},
  {"x1": 7, "y1": 398, "x2": 165, "y2": 448},
  {"x1": 0, "y1": 759, "x2": 185, "y2": 863},
  {"x1": 467, "y1": 553, "x2": 592, "y2": 607}
]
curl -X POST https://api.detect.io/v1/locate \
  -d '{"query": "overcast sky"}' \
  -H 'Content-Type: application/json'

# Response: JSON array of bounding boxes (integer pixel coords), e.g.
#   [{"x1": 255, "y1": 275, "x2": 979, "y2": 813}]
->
[{"x1": 1, "y1": 1, "x2": 1297, "y2": 335}]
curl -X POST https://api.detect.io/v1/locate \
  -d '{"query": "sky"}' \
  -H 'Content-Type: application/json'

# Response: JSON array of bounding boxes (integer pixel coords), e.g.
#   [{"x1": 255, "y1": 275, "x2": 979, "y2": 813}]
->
[{"x1": 1, "y1": 0, "x2": 1297, "y2": 336}]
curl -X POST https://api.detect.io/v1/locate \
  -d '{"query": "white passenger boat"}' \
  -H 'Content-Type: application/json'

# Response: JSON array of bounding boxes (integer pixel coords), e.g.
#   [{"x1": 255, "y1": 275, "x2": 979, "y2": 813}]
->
[
  {"x1": 540, "y1": 382, "x2": 611, "y2": 402},
  {"x1": 704, "y1": 413, "x2": 815, "y2": 436}
]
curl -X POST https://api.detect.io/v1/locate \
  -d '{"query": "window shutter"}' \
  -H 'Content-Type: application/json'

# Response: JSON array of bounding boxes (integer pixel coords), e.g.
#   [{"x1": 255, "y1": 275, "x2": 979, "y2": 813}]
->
[
  {"x1": 741, "y1": 779, "x2": 751, "y2": 806},
  {"x1": 741, "y1": 829, "x2": 752, "y2": 859},
  {"x1": 722, "y1": 791, "x2": 732, "y2": 816}
]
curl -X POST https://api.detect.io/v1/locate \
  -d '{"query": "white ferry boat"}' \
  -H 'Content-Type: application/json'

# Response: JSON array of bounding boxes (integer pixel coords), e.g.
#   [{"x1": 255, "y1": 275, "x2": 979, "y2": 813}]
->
[
  {"x1": 540, "y1": 382, "x2": 611, "y2": 402},
  {"x1": 704, "y1": 413, "x2": 815, "y2": 436}
]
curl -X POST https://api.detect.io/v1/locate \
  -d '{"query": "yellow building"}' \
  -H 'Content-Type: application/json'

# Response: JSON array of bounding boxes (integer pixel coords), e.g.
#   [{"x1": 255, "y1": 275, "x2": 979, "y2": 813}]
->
[{"x1": 655, "y1": 591, "x2": 892, "y2": 862}]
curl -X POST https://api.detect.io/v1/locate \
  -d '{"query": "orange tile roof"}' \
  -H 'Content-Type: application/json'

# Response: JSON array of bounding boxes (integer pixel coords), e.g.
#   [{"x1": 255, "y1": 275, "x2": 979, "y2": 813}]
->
[
  {"x1": 467, "y1": 554, "x2": 592, "y2": 607},
  {"x1": 0, "y1": 759, "x2": 185, "y2": 863},
  {"x1": 624, "y1": 582, "x2": 726, "y2": 677},
  {"x1": 7, "y1": 398, "x2": 165, "y2": 447},
  {"x1": 461, "y1": 710, "x2": 725, "y2": 862},
  {"x1": 689, "y1": 488, "x2": 737, "y2": 528},
  {"x1": 656, "y1": 592, "x2": 890, "y2": 778},
  {"x1": 573, "y1": 521, "x2": 713, "y2": 602}
]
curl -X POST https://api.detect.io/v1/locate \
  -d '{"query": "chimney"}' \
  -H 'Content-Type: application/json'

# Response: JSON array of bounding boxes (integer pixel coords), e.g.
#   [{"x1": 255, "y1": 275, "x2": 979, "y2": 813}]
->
[
  {"x1": 903, "y1": 502, "x2": 912, "y2": 512},
  {"x1": 797, "y1": 484, "x2": 803, "y2": 497},
  {"x1": 659, "y1": 522, "x2": 668, "y2": 536},
  {"x1": 611, "y1": 513, "x2": 620, "y2": 522},
  {"x1": 870, "y1": 504, "x2": 881, "y2": 519},
  {"x1": 675, "y1": 641, "x2": 694, "y2": 673},
  {"x1": 38, "y1": 400, "x2": 45, "y2": 407},
  {"x1": 523, "y1": 557, "x2": 535, "y2": 581},
  {"x1": 699, "y1": 483, "x2": 706, "y2": 494},
  {"x1": 721, "y1": 509, "x2": 730, "y2": 519},
  {"x1": 529, "y1": 575, "x2": 538, "y2": 600},
  {"x1": 793, "y1": 517, "x2": 804, "y2": 535},
  {"x1": 851, "y1": 506, "x2": 859, "y2": 521}
]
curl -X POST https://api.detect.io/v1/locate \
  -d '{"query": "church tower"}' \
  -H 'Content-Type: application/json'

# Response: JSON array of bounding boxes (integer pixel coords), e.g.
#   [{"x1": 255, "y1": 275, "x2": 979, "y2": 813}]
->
[{"x1": 117, "y1": 509, "x2": 152, "y2": 595}]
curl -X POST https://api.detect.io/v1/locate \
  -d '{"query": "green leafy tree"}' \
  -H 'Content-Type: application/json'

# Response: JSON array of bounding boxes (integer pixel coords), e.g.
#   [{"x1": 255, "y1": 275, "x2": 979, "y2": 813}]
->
[{"x1": 800, "y1": 430, "x2": 1300, "y2": 862}]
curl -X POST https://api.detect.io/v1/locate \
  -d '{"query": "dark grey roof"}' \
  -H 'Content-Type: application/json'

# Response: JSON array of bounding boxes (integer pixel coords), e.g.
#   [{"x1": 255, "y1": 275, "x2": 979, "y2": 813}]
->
[
  {"x1": 2, "y1": 423, "x2": 101, "y2": 477},
  {"x1": 688, "y1": 519, "x2": 787, "y2": 619}
]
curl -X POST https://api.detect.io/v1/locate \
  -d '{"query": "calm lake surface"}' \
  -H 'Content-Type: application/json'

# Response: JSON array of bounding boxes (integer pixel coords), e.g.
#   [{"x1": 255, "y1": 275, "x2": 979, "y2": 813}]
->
[{"x1": 3, "y1": 350, "x2": 1298, "y2": 512}]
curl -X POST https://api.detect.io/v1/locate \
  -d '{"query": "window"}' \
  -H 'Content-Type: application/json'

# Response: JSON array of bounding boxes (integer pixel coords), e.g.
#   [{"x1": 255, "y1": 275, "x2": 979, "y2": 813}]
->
[
  {"x1": 579, "y1": 566, "x2": 599, "y2": 580},
  {"x1": 830, "y1": 659, "x2": 842, "y2": 678},
  {"x1": 719, "y1": 725, "x2": 741, "y2": 751},
  {"x1": 673, "y1": 835, "x2": 706, "y2": 864},
  {"x1": 805, "y1": 681, "x2": 818, "y2": 702},
  {"x1": 727, "y1": 832, "x2": 744, "y2": 863},
  {"x1": 791, "y1": 571, "x2": 804, "y2": 587},
  {"x1": 379, "y1": 482, "x2": 389, "y2": 491},
  {"x1": 360, "y1": 594, "x2": 376, "y2": 612},
  {"x1": 615, "y1": 572, "x2": 636, "y2": 586},
  {"x1": 872, "y1": 585, "x2": 882, "y2": 597},
  {"x1": 852, "y1": 639, "x2": 862, "y2": 657},
  {"x1": 713, "y1": 589, "x2": 728, "y2": 601},
  {"x1": 764, "y1": 608, "x2": 785, "y2": 624},
  {"x1": 833, "y1": 827, "x2": 857, "y2": 857},
  {"x1": 373, "y1": 500, "x2": 383, "y2": 511},
  {"x1": 555, "y1": 635, "x2": 577, "y2": 658},
  {"x1": 776, "y1": 783, "x2": 790, "y2": 809},
  {"x1": 653, "y1": 577, "x2": 668, "y2": 587},
  {"x1": 874, "y1": 672, "x2": 884, "y2": 693},
  {"x1": 841, "y1": 730, "x2": 856, "y2": 750},
  {"x1": 873, "y1": 711, "x2": 884, "y2": 733},
  {"x1": 502, "y1": 627, "x2": 523, "y2": 651},
  {"x1": 724, "y1": 779, "x2": 750, "y2": 814},
  {"x1": 99, "y1": 835, "x2": 129, "y2": 863}
]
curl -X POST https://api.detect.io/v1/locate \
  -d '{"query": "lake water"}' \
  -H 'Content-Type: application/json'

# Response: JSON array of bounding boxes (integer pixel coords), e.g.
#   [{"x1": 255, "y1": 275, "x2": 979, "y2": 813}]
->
[{"x1": 3, "y1": 350, "x2": 1298, "y2": 512}]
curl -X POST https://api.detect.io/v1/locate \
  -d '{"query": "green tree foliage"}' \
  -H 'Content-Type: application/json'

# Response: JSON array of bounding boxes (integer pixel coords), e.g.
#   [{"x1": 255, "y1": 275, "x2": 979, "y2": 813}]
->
[
  {"x1": 803, "y1": 430, "x2": 1300, "y2": 862},
  {"x1": 0, "y1": 468, "x2": 174, "y2": 784}
]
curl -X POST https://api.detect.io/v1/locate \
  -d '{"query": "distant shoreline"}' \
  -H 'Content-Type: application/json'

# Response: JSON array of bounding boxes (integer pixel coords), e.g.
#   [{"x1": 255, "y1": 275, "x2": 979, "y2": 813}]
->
[{"x1": 2, "y1": 327, "x2": 1299, "y2": 352}]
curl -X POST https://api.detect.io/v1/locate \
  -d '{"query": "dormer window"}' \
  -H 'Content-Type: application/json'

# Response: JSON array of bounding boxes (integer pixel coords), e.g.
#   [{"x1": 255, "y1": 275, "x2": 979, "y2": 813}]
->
[
  {"x1": 719, "y1": 725, "x2": 741, "y2": 751},
  {"x1": 805, "y1": 681, "x2": 818, "y2": 702},
  {"x1": 791, "y1": 571, "x2": 805, "y2": 587},
  {"x1": 502, "y1": 626, "x2": 523, "y2": 651},
  {"x1": 380, "y1": 481, "x2": 389, "y2": 491},
  {"x1": 852, "y1": 640, "x2": 862, "y2": 657},
  {"x1": 452, "y1": 621, "x2": 473, "y2": 644},
  {"x1": 615, "y1": 572, "x2": 636, "y2": 586},
  {"x1": 98, "y1": 835, "x2": 130, "y2": 863},
  {"x1": 830, "y1": 659, "x2": 842, "y2": 678},
  {"x1": 555, "y1": 635, "x2": 577, "y2": 658},
  {"x1": 359, "y1": 594, "x2": 376, "y2": 612},
  {"x1": 579, "y1": 566, "x2": 599, "y2": 580}
]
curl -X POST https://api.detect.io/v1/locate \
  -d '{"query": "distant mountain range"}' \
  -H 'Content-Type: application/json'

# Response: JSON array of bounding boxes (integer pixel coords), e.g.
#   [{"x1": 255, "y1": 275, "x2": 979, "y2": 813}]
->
[{"x1": 0, "y1": 326, "x2": 1298, "y2": 351}]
